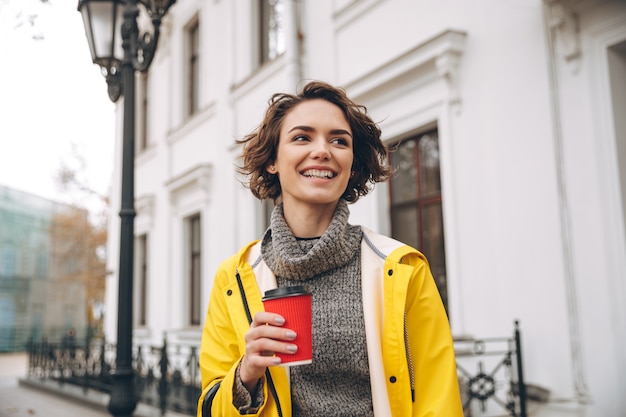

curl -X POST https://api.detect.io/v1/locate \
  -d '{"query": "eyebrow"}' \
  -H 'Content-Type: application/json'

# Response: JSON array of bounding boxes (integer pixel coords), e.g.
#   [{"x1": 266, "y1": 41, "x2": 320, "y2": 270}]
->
[{"x1": 287, "y1": 125, "x2": 353, "y2": 137}]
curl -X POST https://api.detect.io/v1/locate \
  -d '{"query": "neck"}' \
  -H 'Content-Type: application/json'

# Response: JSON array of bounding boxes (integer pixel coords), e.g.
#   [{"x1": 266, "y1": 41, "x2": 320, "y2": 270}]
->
[{"x1": 282, "y1": 200, "x2": 339, "y2": 238}]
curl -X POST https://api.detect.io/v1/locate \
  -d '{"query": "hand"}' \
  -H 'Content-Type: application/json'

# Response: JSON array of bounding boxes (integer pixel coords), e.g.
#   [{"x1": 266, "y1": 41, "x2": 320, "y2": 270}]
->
[{"x1": 240, "y1": 311, "x2": 298, "y2": 392}]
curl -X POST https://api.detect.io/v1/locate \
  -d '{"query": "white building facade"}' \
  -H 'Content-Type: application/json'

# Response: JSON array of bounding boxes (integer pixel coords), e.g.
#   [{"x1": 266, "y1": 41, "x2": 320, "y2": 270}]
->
[{"x1": 103, "y1": 0, "x2": 626, "y2": 415}]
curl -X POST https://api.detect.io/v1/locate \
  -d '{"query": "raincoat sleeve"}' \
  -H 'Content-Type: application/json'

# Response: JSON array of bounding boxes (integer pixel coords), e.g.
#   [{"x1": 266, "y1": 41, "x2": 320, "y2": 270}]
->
[
  {"x1": 404, "y1": 253, "x2": 464, "y2": 416},
  {"x1": 196, "y1": 255, "x2": 271, "y2": 417}
]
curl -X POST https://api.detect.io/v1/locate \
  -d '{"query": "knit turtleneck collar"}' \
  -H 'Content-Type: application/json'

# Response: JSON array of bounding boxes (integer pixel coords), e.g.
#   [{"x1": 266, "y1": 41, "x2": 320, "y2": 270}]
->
[{"x1": 261, "y1": 199, "x2": 362, "y2": 281}]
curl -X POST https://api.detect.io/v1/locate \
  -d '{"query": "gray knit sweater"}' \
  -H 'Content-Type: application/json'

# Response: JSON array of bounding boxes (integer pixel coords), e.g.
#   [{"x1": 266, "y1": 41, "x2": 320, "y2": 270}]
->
[{"x1": 260, "y1": 199, "x2": 374, "y2": 417}]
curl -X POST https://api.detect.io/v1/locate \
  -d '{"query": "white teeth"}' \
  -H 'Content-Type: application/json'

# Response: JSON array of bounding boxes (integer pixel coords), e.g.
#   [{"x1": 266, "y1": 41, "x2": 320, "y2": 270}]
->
[{"x1": 302, "y1": 169, "x2": 335, "y2": 179}]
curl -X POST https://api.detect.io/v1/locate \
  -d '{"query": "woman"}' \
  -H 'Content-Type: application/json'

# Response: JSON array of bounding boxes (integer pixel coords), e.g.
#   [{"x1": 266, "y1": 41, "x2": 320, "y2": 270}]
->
[{"x1": 197, "y1": 81, "x2": 463, "y2": 417}]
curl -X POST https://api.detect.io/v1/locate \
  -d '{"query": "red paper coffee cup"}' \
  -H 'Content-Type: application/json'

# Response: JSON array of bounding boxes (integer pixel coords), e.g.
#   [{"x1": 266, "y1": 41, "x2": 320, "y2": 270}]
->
[{"x1": 262, "y1": 286, "x2": 312, "y2": 366}]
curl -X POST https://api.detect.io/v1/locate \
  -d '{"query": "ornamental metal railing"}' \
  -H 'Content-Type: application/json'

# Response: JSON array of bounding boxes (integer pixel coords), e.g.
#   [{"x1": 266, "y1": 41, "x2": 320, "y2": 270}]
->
[
  {"x1": 26, "y1": 321, "x2": 527, "y2": 417},
  {"x1": 26, "y1": 335, "x2": 201, "y2": 416},
  {"x1": 454, "y1": 320, "x2": 527, "y2": 417}
]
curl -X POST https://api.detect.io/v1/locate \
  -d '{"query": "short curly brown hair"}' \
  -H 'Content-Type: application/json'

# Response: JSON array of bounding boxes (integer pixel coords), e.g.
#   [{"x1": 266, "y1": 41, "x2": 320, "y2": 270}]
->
[{"x1": 237, "y1": 81, "x2": 392, "y2": 203}]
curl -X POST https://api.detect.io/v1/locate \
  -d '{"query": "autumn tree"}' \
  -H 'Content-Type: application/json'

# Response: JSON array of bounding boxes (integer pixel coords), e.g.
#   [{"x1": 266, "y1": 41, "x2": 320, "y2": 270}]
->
[{"x1": 49, "y1": 206, "x2": 107, "y2": 336}]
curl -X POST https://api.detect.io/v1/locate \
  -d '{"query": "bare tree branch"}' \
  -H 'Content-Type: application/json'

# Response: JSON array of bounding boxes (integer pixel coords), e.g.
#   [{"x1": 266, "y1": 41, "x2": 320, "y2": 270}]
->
[{"x1": 1, "y1": 0, "x2": 52, "y2": 40}]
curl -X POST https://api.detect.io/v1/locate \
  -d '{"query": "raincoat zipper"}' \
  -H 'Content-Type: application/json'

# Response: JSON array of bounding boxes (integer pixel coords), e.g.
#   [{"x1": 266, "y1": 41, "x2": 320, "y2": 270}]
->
[
  {"x1": 236, "y1": 269, "x2": 284, "y2": 417},
  {"x1": 404, "y1": 313, "x2": 416, "y2": 402}
]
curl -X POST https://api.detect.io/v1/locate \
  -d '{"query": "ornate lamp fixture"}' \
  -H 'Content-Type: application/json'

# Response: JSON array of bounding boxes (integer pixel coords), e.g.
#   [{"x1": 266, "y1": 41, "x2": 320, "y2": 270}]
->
[{"x1": 78, "y1": 0, "x2": 176, "y2": 101}]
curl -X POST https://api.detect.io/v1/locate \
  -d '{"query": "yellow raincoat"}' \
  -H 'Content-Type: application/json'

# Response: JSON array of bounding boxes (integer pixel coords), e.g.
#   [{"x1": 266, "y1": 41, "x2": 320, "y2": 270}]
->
[{"x1": 197, "y1": 228, "x2": 463, "y2": 417}]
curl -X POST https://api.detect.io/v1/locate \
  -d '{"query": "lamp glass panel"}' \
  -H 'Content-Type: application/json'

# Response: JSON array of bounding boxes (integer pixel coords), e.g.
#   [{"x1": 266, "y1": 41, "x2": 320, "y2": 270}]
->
[
  {"x1": 79, "y1": 5, "x2": 97, "y2": 62},
  {"x1": 88, "y1": 2, "x2": 115, "y2": 59},
  {"x1": 87, "y1": 2, "x2": 124, "y2": 62}
]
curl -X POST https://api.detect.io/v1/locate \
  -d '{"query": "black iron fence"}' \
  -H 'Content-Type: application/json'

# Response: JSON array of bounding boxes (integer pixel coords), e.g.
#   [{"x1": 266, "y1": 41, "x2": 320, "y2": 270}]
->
[
  {"x1": 454, "y1": 320, "x2": 527, "y2": 417},
  {"x1": 26, "y1": 321, "x2": 527, "y2": 417},
  {"x1": 27, "y1": 335, "x2": 201, "y2": 415}
]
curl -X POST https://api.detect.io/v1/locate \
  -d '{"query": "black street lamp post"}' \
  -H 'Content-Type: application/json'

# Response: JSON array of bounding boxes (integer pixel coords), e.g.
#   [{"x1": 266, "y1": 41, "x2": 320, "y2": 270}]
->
[{"x1": 77, "y1": 1, "x2": 176, "y2": 416}]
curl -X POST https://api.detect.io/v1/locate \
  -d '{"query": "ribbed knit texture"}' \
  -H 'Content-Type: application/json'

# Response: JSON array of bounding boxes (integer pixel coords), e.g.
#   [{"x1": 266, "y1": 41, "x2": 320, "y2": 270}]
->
[{"x1": 261, "y1": 199, "x2": 374, "y2": 417}]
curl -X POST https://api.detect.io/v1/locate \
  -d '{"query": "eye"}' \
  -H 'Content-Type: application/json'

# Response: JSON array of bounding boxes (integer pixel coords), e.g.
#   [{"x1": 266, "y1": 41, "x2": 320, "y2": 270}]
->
[
  {"x1": 332, "y1": 137, "x2": 351, "y2": 147},
  {"x1": 293, "y1": 134, "x2": 310, "y2": 142}
]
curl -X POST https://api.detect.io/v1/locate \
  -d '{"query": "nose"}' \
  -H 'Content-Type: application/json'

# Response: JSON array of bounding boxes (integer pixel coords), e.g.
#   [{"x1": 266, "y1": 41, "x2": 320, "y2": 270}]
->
[{"x1": 310, "y1": 138, "x2": 331, "y2": 160}]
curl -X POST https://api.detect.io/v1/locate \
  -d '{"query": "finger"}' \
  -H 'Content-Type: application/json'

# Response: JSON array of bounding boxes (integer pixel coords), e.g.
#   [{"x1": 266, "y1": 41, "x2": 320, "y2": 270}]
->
[
  {"x1": 245, "y1": 326, "x2": 297, "y2": 344},
  {"x1": 246, "y1": 338, "x2": 298, "y2": 357},
  {"x1": 245, "y1": 351, "x2": 281, "y2": 369},
  {"x1": 243, "y1": 341, "x2": 299, "y2": 377},
  {"x1": 251, "y1": 311, "x2": 285, "y2": 327}
]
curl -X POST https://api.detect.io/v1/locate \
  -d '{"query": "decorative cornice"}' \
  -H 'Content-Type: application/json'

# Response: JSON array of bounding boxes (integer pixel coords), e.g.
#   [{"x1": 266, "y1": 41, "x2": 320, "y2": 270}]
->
[
  {"x1": 345, "y1": 29, "x2": 467, "y2": 114},
  {"x1": 544, "y1": 0, "x2": 582, "y2": 70},
  {"x1": 435, "y1": 51, "x2": 462, "y2": 114},
  {"x1": 165, "y1": 164, "x2": 212, "y2": 204}
]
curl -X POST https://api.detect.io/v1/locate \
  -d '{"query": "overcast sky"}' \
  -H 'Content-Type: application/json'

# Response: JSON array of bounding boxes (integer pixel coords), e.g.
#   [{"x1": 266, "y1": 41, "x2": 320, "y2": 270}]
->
[{"x1": 0, "y1": 0, "x2": 115, "y2": 208}]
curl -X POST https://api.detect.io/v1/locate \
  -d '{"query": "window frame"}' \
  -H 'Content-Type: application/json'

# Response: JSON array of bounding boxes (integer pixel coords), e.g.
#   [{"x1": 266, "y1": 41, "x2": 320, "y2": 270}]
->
[
  {"x1": 257, "y1": 0, "x2": 287, "y2": 67},
  {"x1": 389, "y1": 129, "x2": 449, "y2": 311},
  {"x1": 187, "y1": 213, "x2": 202, "y2": 327},
  {"x1": 185, "y1": 17, "x2": 200, "y2": 118}
]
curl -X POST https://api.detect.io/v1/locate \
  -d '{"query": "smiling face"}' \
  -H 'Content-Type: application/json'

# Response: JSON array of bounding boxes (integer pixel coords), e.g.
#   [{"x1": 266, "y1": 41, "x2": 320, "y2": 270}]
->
[{"x1": 268, "y1": 99, "x2": 354, "y2": 213}]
